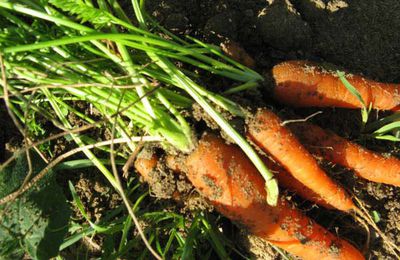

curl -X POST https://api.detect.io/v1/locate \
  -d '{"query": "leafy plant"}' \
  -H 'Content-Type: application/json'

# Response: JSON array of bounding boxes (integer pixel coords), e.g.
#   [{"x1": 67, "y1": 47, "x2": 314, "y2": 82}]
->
[
  {"x1": 0, "y1": 0, "x2": 278, "y2": 204},
  {"x1": 0, "y1": 0, "x2": 269, "y2": 258},
  {"x1": 0, "y1": 153, "x2": 70, "y2": 260}
]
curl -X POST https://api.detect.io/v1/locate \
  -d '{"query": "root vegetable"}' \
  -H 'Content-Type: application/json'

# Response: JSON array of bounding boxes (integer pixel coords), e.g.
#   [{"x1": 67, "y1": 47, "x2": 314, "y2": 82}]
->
[
  {"x1": 272, "y1": 60, "x2": 400, "y2": 111},
  {"x1": 261, "y1": 155, "x2": 333, "y2": 209},
  {"x1": 247, "y1": 108, "x2": 355, "y2": 212},
  {"x1": 288, "y1": 122, "x2": 400, "y2": 187},
  {"x1": 185, "y1": 133, "x2": 364, "y2": 260},
  {"x1": 134, "y1": 153, "x2": 159, "y2": 183}
]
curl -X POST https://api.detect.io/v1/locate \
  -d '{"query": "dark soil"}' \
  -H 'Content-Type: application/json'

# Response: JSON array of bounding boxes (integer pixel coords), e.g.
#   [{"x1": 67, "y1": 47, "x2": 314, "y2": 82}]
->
[
  {"x1": 143, "y1": 0, "x2": 400, "y2": 259},
  {"x1": 0, "y1": 102, "x2": 21, "y2": 163},
  {"x1": 147, "y1": 0, "x2": 400, "y2": 82}
]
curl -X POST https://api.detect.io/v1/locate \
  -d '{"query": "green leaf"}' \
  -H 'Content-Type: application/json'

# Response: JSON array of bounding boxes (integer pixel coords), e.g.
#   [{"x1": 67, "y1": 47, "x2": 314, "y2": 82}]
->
[
  {"x1": 373, "y1": 121, "x2": 400, "y2": 135},
  {"x1": 200, "y1": 216, "x2": 230, "y2": 260},
  {"x1": 0, "y1": 153, "x2": 27, "y2": 198},
  {"x1": 338, "y1": 71, "x2": 370, "y2": 126},
  {"x1": 48, "y1": 0, "x2": 113, "y2": 28},
  {"x1": 373, "y1": 135, "x2": 400, "y2": 142},
  {"x1": 365, "y1": 112, "x2": 400, "y2": 131},
  {"x1": 0, "y1": 153, "x2": 71, "y2": 260},
  {"x1": 337, "y1": 71, "x2": 366, "y2": 107}
]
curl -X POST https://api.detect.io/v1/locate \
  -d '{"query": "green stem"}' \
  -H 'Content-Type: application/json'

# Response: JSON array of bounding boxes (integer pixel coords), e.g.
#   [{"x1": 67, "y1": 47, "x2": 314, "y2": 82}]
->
[
  {"x1": 40, "y1": 87, "x2": 118, "y2": 188},
  {"x1": 154, "y1": 56, "x2": 279, "y2": 206}
]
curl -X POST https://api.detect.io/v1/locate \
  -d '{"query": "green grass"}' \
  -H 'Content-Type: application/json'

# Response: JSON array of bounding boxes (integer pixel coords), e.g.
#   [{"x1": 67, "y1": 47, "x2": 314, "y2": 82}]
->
[
  {"x1": 0, "y1": 1, "x2": 280, "y2": 200},
  {"x1": 0, "y1": 0, "x2": 279, "y2": 258}
]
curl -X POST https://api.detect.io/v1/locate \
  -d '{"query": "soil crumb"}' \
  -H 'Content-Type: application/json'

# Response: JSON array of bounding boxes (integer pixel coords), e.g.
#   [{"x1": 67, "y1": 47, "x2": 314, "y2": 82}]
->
[
  {"x1": 239, "y1": 231, "x2": 282, "y2": 259},
  {"x1": 136, "y1": 147, "x2": 213, "y2": 213}
]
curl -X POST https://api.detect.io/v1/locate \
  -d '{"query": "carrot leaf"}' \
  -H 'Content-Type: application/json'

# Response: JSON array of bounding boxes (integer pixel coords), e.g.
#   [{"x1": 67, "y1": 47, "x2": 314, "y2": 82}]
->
[
  {"x1": 366, "y1": 112, "x2": 400, "y2": 142},
  {"x1": 374, "y1": 135, "x2": 400, "y2": 142}
]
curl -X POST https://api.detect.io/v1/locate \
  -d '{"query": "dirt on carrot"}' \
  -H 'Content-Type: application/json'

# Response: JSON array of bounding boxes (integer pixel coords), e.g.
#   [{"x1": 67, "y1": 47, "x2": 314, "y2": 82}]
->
[
  {"x1": 135, "y1": 147, "x2": 213, "y2": 213},
  {"x1": 271, "y1": 60, "x2": 400, "y2": 111},
  {"x1": 239, "y1": 232, "x2": 280, "y2": 260},
  {"x1": 246, "y1": 108, "x2": 355, "y2": 212},
  {"x1": 184, "y1": 133, "x2": 365, "y2": 260}
]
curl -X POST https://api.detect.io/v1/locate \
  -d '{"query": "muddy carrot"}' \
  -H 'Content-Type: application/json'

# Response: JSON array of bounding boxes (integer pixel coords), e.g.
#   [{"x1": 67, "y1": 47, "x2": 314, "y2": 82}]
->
[
  {"x1": 135, "y1": 153, "x2": 182, "y2": 200},
  {"x1": 247, "y1": 108, "x2": 356, "y2": 212},
  {"x1": 134, "y1": 152, "x2": 159, "y2": 183},
  {"x1": 288, "y1": 122, "x2": 400, "y2": 187},
  {"x1": 185, "y1": 133, "x2": 364, "y2": 260},
  {"x1": 166, "y1": 150, "x2": 332, "y2": 208},
  {"x1": 271, "y1": 60, "x2": 400, "y2": 111}
]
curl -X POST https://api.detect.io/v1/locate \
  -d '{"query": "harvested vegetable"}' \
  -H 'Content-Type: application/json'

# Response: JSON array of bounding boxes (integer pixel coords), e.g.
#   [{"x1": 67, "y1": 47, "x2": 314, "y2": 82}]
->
[
  {"x1": 288, "y1": 122, "x2": 400, "y2": 187},
  {"x1": 247, "y1": 108, "x2": 356, "y2": 212},
  {"x1": 260, "y1": 155, "x2": 333, "y2": 209},
  {"x1": 165, "y1": 148, "x2": 332, "y2": 208},
  {"x1": 271, "y1": 60, "x2": 400, "y2": 111},
  {"x1": 184, "y1": 133, "x2": 364, "y2": 260},
  {"x1": 135, "y1": 134, "x2": 365, "y2": 259},
  {"x1": 134, "y1": 153, "x2": 159, "y2": 183}
]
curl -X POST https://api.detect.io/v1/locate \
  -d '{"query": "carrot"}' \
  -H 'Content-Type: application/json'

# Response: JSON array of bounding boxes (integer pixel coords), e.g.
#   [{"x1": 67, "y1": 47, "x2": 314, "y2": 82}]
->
[
  {"x1": 134, "y1": 152, "x2": 159, "y2": 183},
  {"x1": 271, "y1": 60, "x2": 400, "y2": 111},
  {"x1": 261, "y1": 155, "x2": 334, "y2": 209},
  {"x1": 134, "y1": 152, "x2": 182, "y2": 201},
  {"x1": 185, "y1": 133, "x2": 364, "y2": 260},
  {"x1": 166, "y1": 150, "x2": 332, "y2": 208},
  {"x1": 220, "y1": 40, "x2": 256, "y2": 68},
  {"x1": 288, "y1": 122, "x2": 400, "y2": 187},
  {"x1": 247, "y1": 108, "x2": 355, "y2": 212}
]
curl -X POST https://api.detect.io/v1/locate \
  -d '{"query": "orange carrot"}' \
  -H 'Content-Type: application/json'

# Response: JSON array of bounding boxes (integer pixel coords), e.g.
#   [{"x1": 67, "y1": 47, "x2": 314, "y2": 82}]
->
[
  {"x1": 271, "y1": 60, "x2": 400, "y2": 111},
  {"x1": 135, "y1": 153, "x2": 182, "y2": 200},
  {"x1": 247, "y1": 108, "x2": 355, "y2": 212},
  {"x1": 220, "y1": 40, "x2": 256, "y2": 68},
  {"x1": 185, "y1": 133, "x2": 364, "y2": 260},
  {"x1": 261, "y1": 155, "x2": 333, "y2": 209},
  {"x1": 134, "y1": 153, "x2": 159, "y2": 183},
  {"x1": 166, "y1": 150, "x2": 333, "y2": 208},
  {"x1": 288, "y1": 122, "x2": 400, "y2": 187}
]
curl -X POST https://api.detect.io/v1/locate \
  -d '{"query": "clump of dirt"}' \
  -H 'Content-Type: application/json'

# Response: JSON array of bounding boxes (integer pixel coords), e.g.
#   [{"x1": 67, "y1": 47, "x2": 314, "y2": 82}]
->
[
  {"x1": 56, "y1": 169, "x2": 123, "y2": 259},
  {"x1": 69, "y1": 171, "x2": 122, "y2": 222},
  {"x1": 146, "y1": 0, "x2": 400, "y2": 82},
  {"x1": 363, "y1": 181, "x2": 400, "y2": 259},
  {"x1": 291, "y1": 0, "x2": 400, "y2": 82},
  {"x1": 135, "y1": 147, "x2": 213, "y2": 214},
  {"x1": 256, "y1": 0, "x2": 312, "y2": 52},
  {"x1": 239, "y1": 232, "x2": 281, "y2": 259},
  {"x1": 192, "y1": 103, "x2": 248, "y2": 144}
]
